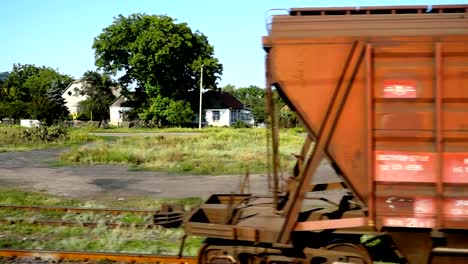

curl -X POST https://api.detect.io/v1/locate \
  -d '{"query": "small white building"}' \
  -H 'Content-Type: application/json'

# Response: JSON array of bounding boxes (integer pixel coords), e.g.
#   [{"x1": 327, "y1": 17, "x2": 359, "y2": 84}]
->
[
  {"x1": 201, "y1": 90, "x2": 254, "y2": 127},
  {"x1": 109, "y1": 95, "x2": 132, "y2": 126},
  {"x1": 20, "y1": 119, "x2": 40, "y2": 127}
]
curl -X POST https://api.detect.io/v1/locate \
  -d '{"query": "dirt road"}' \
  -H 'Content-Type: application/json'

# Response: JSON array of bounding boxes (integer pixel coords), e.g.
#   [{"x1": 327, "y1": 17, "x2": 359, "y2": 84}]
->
[{"x1": 0, "y1": 147, "x2": 341, "y2": 200}]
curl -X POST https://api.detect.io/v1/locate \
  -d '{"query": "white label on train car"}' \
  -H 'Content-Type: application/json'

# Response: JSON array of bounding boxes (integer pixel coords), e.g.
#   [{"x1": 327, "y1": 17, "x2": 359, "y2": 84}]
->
[
  {"x1": 383, "y1": 217, "x2": 435, "y2": 228},
  {"x1": 383, "y1": 80, "x2": 417, "y2": 98},
  {"x1": 444, "y1": 153, "x2": 468, "y2": 183},
  {"x1": 444, "y1": 199, "x2": 468, "y2": 216},
  {"x1": 375, "y1": 151, "x2": 436, "y2": 182}
]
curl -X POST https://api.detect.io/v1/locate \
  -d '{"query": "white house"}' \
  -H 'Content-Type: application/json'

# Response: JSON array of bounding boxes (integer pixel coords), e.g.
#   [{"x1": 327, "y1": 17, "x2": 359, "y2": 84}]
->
[
  {"x1": 200, "y1": 90, "x2": 254, "y2": 127},
  {"x1": 62, "y1": 80, "x2": 122, "y2": 119},
  {"x1": 109, "y1": 95, "x2": 132, "y2": 126},
  {"x1": 61, "y1": 80, "x2": 87, "y2": 117}
]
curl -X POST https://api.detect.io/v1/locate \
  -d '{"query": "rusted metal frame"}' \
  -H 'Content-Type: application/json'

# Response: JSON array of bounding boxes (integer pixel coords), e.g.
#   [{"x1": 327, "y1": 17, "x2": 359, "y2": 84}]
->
[
  {"x1": 178, "y1": 234, "x2": 187, "y2": 258},
  {"x1": 321, "y1": 43, "x2": 368, "y2": 202},
  {"x1": 225, "y1": 194, "x2": 235, "y2": 224},
  {"x1": 365, "y1": 44, "x2": 376, "y2": 227},
  {"x1": 294, "y1": 217, "x2": 368, "y2": 231},
  {"x1": 266, "y1": 118, "x2": 272, "y2": 192},
  {"x1": 292, "y1": 135, "x2": 314, "y2": 180},
  {"x1": 266, "y1": 35, "x2": 468, "y2": 46},
  {"x1": 297, "y1": 135, "x2": 313, "y2": 167},
  {"x1": 271, "y1": 98, "x2": 281, "y2": 204},
  {"x1": 265, "y1": 54, "x2": 280, "y2": 210},
  {"x1": 239, "y1": 170, "x2": 250, "y2": 194},
  {"x1": 435, "y1": 42, "x2": 444, "y2": 229},
  {"x1": 309, "y1": 182, "x2": 347, "y2": 192},
  {"x1": 277, "y1": 41, "x2": 366, "y2": 243},
  {"x1": 278, "y1": 40, "x2": 361, "y2": 237},
  {"x1": 0, "y1": 249, "x2": 196, "y2": 264},
  {"x1": 432, "y1": 247, "x2": 468, "y2": 254},
  {"x1": 289, "y1": 5, "x2": 468, "y2": 13},
  {"x1": 265, "y1": 54, "x2": 273, "y2": 194}
]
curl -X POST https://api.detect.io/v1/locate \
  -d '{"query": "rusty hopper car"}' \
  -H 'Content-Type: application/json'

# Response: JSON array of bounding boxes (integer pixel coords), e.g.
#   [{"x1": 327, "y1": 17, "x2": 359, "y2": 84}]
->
[{"x1": 183, "y1": 5, "x2": 468, "y2": 264}]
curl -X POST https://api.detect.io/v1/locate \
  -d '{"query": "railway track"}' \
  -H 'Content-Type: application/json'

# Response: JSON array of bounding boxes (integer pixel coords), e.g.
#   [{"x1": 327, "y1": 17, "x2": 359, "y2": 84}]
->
[
  {"x1": 0, "y1": 204, "x2": 156, "y2": 215},
  {"x1": 0, "y1": 249, "x2": 197, "y2": 264},
  {"x1": 0, "y1": 218, "x2": 157, "y2": 229}
]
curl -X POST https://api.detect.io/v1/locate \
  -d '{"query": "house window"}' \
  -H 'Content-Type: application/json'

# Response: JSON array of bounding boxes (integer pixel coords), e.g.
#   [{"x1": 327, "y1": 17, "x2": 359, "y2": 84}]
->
[
  {"x1": 241, "y1": 112, "x2": 252, "y2": 121},
  {"x1": 212, "y1": 111, "x2": 220, "y2": 121}
]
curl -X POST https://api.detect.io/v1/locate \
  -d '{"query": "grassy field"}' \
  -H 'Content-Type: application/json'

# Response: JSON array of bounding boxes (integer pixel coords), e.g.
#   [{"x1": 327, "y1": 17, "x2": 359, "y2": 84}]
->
[
  {"x1": 0, "y1": 187, "x2": 202, "y2": 210},
  {"x1": 0, "y1": 187, "x2": 204, "y2": 255},
  {"x1": 60, "y1": 128, "x2": 306, "y2": 175},
  {"x1": 90, "y1": 126, "x2": 223, "y2": 133},
  {"x1": 0, "y1": 223, "x2": 203, "y2": 256},
  {"x1": 0, "y1": 125, "x2": 96, "y2": 152}
]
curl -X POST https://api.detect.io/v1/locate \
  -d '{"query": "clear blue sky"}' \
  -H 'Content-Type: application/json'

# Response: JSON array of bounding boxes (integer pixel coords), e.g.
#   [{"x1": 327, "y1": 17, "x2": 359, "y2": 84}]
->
[{"x1": 1, "y1": 0, "x2": 466, "y2": 88}]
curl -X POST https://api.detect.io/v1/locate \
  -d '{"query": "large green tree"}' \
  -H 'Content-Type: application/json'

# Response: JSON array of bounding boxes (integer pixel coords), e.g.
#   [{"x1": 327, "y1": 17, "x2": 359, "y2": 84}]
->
[
  {"x1": 77, "y1": 70, "x2": 117, "y2": 126},
  {"x1": 92, "y1": 13, "x2": 223, "y2": 114},
  {"x1": 0, "y1": 64, "x2": 72, "y2": 102},
  {"x1": 0, "y1": 64, "x2": 73, "y2": 123}
]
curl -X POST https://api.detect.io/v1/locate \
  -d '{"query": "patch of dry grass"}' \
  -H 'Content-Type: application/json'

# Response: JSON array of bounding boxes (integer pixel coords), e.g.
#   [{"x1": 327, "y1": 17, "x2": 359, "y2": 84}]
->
[
  {"x1": 0, "y1": 125, "x2": 96, "y2": 152},
  {"x1": 60, "y1": 128, "x2": 305, "y2": 175}
]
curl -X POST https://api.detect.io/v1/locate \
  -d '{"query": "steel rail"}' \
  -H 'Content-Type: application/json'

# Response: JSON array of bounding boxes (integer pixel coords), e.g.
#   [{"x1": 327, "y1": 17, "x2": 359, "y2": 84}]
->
[
  {"x1": 0, "y1": 248, "x2": 197, "y2": 264},
  {"x1": 0, "y1": 218, "x2": 154, "y2": 229}
]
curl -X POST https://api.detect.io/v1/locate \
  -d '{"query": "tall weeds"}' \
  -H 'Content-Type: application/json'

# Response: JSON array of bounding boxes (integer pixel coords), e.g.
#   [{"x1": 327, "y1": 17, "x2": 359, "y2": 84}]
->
[
  {"x1": 0, "y1": 125, "x2": 96, "y2": 152},
  {"x1": 60, "y1": 128, "x2": 305, "y2": 175}
]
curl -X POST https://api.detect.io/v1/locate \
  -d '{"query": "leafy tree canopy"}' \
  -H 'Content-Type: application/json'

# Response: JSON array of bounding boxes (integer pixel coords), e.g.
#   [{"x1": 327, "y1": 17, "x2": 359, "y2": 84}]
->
[
  {"x1": 0, "y1": 64, "x2": 73, "y2": 102},
  {"x1": 0, "y1": 64, "x2": 73, "y2": 123},
  {"x1": 92, "y1": 13, "x2": 223, "y2": 103},
  {"x1": 77, "y1": 70, "x2": 117, "y2": 126}
]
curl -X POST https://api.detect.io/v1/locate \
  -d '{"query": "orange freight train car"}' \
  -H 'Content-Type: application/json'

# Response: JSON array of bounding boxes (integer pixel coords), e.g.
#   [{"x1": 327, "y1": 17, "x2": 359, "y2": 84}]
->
[{"x1": 185, "y1": 5, "x2": 468, "y2": 264}]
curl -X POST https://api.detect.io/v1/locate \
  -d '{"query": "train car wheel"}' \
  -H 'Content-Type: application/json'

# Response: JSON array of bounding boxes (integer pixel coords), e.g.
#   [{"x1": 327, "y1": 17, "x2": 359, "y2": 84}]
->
[{"x1": 324, "y1": 243, "x2": 372, "y2": 264}]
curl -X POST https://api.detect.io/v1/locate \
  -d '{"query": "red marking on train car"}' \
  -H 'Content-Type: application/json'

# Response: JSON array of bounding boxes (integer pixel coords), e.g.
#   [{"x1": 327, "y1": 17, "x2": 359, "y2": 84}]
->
[
  {"x1": 443, "y1": 153, "x2": 468, "y2": 183},
  {"x1": 383, "y1": 80, "x2": 417, "y2": 98},
  {"x1": 374, "y1": 151, "x2": 436, "y2": 182},
  {"x1": 383, "y1": 217, "x2": 435, "y2": 228}
]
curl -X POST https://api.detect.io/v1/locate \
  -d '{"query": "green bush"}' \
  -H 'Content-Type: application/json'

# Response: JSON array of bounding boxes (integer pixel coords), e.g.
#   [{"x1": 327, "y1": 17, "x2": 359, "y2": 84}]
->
[
  {"x1": 143, "y1": 95, "x2": 194, "y2": 127},
  {"x1": 164, "y1": 100, "x2": 194, "y2": 127},
  {"x1": 0, "y1": 125, "x2": 24, "y2": 145},
  {"x1": 279, "y1": 108, "x2": 300, "y2": 128},
  {"x1": 75, "y1": 112, "x2": 92, "y2": 121},
  {"x1": 232, "y1": 120, "x2": 251, "y2": 128},
  {"x1": 21, "y1": 123, "x2": 68, "y2": 142}
]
